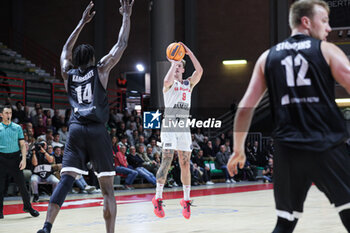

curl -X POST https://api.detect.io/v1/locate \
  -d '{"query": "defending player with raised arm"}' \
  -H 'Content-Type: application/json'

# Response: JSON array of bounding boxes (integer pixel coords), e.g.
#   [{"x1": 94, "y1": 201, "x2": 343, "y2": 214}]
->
[
  {"x1": 37, "y1": 1, "x2": 134, "y2": 233},
  {"x1": 227, "y1": 0, "x2": 350, "y2": 232},
  {"x1": 152, "y1": 43, "x2": 203, "y2": 219}
]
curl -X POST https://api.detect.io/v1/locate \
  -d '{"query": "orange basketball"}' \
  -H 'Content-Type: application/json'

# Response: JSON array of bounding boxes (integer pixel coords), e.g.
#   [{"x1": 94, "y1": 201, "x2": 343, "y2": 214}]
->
[{"x1": 166, "y1": 42, "x2": 185, "y2": 61}]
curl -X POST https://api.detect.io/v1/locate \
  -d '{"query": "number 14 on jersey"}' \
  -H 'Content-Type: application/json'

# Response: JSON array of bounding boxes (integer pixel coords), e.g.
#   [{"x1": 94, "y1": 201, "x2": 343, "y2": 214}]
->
[{"x1": 75, "y1": 83, "x2": 93, "y2": 104}]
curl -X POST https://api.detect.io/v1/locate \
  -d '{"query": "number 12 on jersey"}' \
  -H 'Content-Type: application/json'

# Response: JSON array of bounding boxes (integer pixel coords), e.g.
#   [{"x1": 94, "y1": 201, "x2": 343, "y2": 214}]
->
[
  {"x1": 75, "y1": 83, "x2": 93, "y2": 104},
  {"x1": 281, "y1": 54, "x2": 311, "y2": 87}
]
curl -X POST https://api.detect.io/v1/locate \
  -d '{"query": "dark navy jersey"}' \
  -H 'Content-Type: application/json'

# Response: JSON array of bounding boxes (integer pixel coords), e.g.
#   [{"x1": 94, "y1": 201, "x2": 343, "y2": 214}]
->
[
  {"x1": 265, "y1": 34, "x2": 347, "y2": 151},
  {"x1": 67, "y1": 66, "x2": 109, "y2": 124}
]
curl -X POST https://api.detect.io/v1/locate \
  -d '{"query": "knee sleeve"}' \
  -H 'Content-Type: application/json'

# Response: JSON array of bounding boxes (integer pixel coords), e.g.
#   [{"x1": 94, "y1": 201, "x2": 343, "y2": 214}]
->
[{"x1": 49, "y1": 175, "x2": 75, "y2": 207}]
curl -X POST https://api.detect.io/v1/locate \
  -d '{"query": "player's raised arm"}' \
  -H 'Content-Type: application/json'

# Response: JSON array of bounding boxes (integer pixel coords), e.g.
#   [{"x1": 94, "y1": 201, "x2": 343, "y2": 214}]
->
[
  {"x1": 98, "y1": 0, "x2": 134, "y2": 89},
  {"x1": 179, "y1": 42, "x2": 203, "y2": 88},
  {"x1": 163, "y1": 59, "x2": 182, "y2": 92},
  {"x1": 60, "y1": 1, "x2": 95, "y2": 90},
  {"x1": 227, "y1": 50, "x2": 268, "y2": 176}
]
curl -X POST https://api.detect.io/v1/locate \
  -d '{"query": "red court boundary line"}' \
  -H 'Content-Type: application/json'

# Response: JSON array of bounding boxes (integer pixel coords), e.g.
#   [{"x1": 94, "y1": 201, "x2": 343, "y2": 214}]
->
[{"x1": 4, "y1": 183, "x2": 273, "y2": 215}]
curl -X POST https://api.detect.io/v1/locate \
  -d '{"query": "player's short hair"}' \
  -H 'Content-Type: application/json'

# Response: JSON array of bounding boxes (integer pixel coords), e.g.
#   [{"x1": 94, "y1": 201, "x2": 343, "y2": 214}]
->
[
  {"x1": 289, "y1": 0, "x2": 329, "y2": 29},
  {"x1": 73, "y1": 44, "x2": 95, "y2": 67}
]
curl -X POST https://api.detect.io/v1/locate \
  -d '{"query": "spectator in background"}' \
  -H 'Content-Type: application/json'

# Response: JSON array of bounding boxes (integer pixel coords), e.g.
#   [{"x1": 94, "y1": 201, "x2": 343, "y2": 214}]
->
[
  {"x1": 12, "y1": 101, "x2": 26, "y2": 124},
  {"x1": 203, "y1": 140, "x2": 215, "y2": 159},
  {"x1": 32, "y1": 108, "x2": 44, "y2": 127},
  {"x1": 146, "y1": 146, "x2": 155, "y2": 160},
  {"x1": 224, "y1": 139, "x2": 231, "y2": 154},
  {"x1": 47, "y1": 145, "x2": 54, "y2": 155},
  {"x1": 51, "y1": 109, "x2": 62, "y2": 130},
  {"x1": 114, "y1": 145, "x2": 138, "y2": 190},
  {"x1": 37, "y1": 129, "x2": 53, "y2": 145},
  {"x1": 74, "y1": 175, "x2": 96, "y2": 194},
  {"x1": 58, "y1": 124, "x2": 68, "y2": 145},
  {"x1": 148, "y1": 138, "x2": 161, "y2": 156},
  {"x1": 118, "y1": 135, "x2": 129, "y2": 151},
  {"x1": 128, "y1": 130, "x2": 138, "y2": 147},
  {"x1": 23, "y1": 106, "x2": 31, "y2": 123},
  {"x1": 30, "y1": 144, "x2": 59, "y2": 202},
  {"x1": 51, "y1": 133, "x2": 64, "y2": 148},
  {"x1": 143, "y1": 128, "x2": 152, "y2": 141},
  {"x1": 266, "y1": 138, "x2": 275, "y2": 159},
  {"x1": 262, "y1": 158, "x2": 273, "y2": 183},
  {"x1": 34, "y1": 117, "x2": 47, "y2": 138},
  {"x1": 52, "y1": 146, "x2": 62, "y2": 179},
  {"x1": 111, "y1": 136, "x2": 119, "y2": 154},
  {"x1": 117, "y1": 122, "x2": 126, "y2": 139},
  {"x1": 46, "y1": 118, "x2": 56, "y2": 133},
  {"x1": 110, "y1": 128, "x2": 117, "y2": 138},
  {"x1": 136, "y1": 135, "x2": 146, "y2": 149},
  {"x1": 213, "y1": 137, "x2": 221, "y2": 155},
  {"x1": 108, "y1": 108, "x2": 118, "y2": 129},
  {"x1": 30, "y1": 103, "x2": 42, "y2": 120},
  {"x1": 127, "y1": 146, "x2": 156, "y2": 186},
  {"x1": 191, "y1": 134, "x2": 201, "y2": 151},
  {"x1": 219, "y1": 133, "x2": 226, "y2": 145},
  {"x1": 115, "y1": 109, "x2": 124, "y2": 123},
  {"x1": 194, "y1": 128, "x2": 204, "y2": 144},
  {"x1": 137, "y1": 144, "x2": 159, "y2": 175},
  {"x1": 216, "y1": 145, "x2": 235, "y2": 183},
  {"x1": 192, "y1": 150, "x2": 214, "y2": 185}
]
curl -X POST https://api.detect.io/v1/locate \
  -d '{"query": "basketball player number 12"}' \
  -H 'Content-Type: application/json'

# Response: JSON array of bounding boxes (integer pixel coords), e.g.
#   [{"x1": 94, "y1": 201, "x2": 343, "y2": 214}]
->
[
  {"x1": 281, "y1": 54, "x2": 311, "y2": 87},
  {"x1": 75, "y1": 83, "x2": 93, "y2": 104}
]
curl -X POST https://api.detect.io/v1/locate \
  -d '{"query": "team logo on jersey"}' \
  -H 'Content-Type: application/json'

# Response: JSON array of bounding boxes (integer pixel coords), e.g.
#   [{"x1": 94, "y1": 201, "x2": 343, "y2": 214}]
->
[{"x1": 143, "y1": 110, "x2": 161, "y2": 129}]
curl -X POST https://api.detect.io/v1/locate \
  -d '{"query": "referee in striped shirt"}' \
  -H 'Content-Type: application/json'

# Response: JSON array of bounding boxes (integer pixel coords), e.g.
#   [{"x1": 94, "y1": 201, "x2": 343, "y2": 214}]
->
[{"x1": 0, "y1": 104, "x2": 39, "y2": 219}]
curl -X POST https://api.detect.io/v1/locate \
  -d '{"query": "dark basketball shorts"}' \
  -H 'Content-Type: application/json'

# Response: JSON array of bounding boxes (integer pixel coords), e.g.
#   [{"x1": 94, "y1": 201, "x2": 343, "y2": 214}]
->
[
  {"x1": 274, "y1": 141, "x2": 350, "y2": 221},
  {"x1": 61, "y1": 123, "x2": 115, "y2": 178}
]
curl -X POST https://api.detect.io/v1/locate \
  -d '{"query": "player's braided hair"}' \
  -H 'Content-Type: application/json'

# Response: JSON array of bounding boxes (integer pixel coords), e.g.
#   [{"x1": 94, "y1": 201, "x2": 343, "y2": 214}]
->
[{"x1": 73, "y1": 44, "x2": 95, "y2": 67}]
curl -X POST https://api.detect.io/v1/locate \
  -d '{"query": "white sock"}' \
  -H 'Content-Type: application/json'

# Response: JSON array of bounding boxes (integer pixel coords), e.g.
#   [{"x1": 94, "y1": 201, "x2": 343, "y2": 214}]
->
[
  {"x1": 183, "y1": 185, "x2": 191, "y2": 201},
  {"x1": 156, "y1": 183, "x2": 164, "y2": 199}
]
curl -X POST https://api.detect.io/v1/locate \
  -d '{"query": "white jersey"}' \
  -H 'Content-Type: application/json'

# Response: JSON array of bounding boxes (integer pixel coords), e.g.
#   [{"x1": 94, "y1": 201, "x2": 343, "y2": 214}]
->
[
  {"x1": 163, "y1": 79, "x2": 191, "y2": 119},
  {"x1": 161, "y1": 79, "x2": 192, "y2": 150}
]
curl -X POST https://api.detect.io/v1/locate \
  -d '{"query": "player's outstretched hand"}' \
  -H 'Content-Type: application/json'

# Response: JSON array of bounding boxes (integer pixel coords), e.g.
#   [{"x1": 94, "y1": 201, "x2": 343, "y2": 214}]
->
[
  {"x1": 178, "y1": 42, "x2": 192, "y2": 55},
  {"x1": 119, "y1": 0, "x2": 135, "y2": 16},
  {"x1": 227, "y1": 151, "x2": 246, "y2": 177},
  {"x1": 81, "y1": 1, "x2": 96, "y2": 24}
]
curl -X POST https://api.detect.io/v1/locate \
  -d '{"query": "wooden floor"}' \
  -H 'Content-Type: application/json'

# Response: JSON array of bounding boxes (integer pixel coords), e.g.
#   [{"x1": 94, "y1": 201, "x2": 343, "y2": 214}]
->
[{"x1": 0, "y1": 182, "x2": 346, "y2": 233}]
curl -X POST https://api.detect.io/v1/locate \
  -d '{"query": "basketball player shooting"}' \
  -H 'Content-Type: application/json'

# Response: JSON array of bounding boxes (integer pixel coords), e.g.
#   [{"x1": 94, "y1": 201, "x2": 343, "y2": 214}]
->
[
  {"x1": 227, "y1": 0, "x2": 350, "y2": 232},
  {"x1": 37, "y1": 1, "x2": 134, "y2": 233},
  {"x1": 152, "y1": 42, "x2": 203, "y2": 219}
]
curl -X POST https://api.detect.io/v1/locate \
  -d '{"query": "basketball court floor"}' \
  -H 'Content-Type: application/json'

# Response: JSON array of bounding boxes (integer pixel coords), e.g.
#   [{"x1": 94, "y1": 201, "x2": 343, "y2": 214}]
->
[{"x1": 1, "y1": 182, "x2": 346, "y2": 233}]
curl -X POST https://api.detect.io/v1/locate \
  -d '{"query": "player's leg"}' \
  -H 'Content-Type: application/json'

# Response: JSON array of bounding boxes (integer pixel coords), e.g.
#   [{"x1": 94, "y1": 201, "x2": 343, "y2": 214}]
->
[
  {"x1": 272, "y1": 143, "x2": 311, "y2": 233},
  {"x1": 37, "y1": 171, "x2": 78, "y2": 233},
  {"x1": 308, "y1": 143, "x2": 350, "y2": 231},
  {"x1": 152, "y1": 148, "x2": 174, "y2": 218},
  {"x1": 85, "y1": 123, "x2": 117, "y2": 232},
  {"x1": 38, "y1": 124, "x2": 87, "y2": 233},
  {"x1": 178, "y1": 150, "x2": 192, "y2": 219},
  {"x1": 98, "y1": 175, "x2": 116, "y2": 233},
  {"x1": 156, "y1": 149, "x2": 174, "y2": 190}
]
